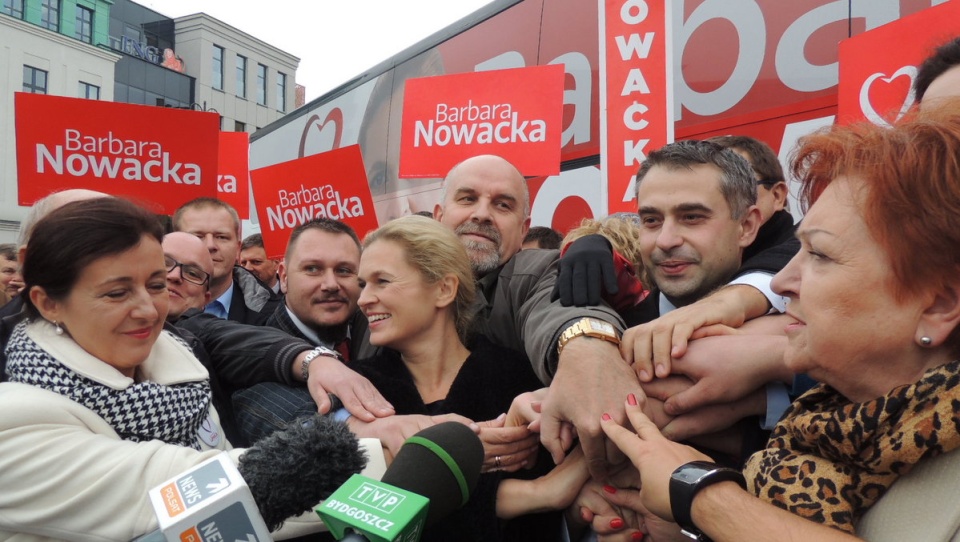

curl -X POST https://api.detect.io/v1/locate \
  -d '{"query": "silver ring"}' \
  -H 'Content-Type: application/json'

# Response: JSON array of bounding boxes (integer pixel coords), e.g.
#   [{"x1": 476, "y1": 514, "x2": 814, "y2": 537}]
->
[{"x1": 495, "y1": 455, "x2": 502, "y2": 469}]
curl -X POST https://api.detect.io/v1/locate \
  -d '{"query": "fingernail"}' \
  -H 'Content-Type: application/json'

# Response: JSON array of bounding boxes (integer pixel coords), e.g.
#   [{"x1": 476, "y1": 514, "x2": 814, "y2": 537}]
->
[
  {"x1": 603, "y1": 485, "x2": 617, "y2": 494},
  {"x1": 581, "y1": 508, "x2": 591, "y2": 521},
  {"x1": 496, "y1": 413, "x2": 506, "y2": 421},
  {"x1": 627, "y1": 393, "x2": 638, "y2": 406},
  {"x1": 656, "y1": 364, "x2": 666, "y2": 376},
  {"x1": 638, "y1": 370, "x2": 649, "y2": 381},
  {"x1": 632, "y1": 532, "x2": 644, "y2": 540},
  {"x1": 610, "y1": 518, "x2": 624, "y2": 529},
  {"x1": 601, "y1": 413, "x2": 612, "y2": 421}
]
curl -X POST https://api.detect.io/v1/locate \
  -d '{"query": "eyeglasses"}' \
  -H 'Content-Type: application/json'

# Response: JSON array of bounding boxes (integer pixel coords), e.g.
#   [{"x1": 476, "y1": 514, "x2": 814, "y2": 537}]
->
[{"x1": 164, "y1": 255, "x2": 210, "y2": 286}]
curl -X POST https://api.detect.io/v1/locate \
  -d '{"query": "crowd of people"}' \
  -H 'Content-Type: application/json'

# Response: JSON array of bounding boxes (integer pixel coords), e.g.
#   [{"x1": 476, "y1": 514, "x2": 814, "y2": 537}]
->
[{"x1": 1, "y1": 34, "x2": 960, "y2": 542}]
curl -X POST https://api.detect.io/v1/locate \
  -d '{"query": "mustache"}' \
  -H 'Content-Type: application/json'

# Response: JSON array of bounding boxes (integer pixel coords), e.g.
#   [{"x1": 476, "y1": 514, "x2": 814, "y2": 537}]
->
[
  {"x1": 455, "y1": 221, "x2": 502, "y2": 244},
  {"x1": 649, "y1": 247, "x2": 700, "y2": 265},
  {"x1": 314, "y1": 294, "x2": 350, "y2": 304}
]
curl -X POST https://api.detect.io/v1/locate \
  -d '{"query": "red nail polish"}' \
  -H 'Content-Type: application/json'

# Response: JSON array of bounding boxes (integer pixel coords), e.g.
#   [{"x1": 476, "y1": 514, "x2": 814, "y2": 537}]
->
[
  {"x1": 602, "y1": 413, "x2": 612, "y2": 421},
  {"x1": 603, "y1": 484, "x2": 617, "y2": 494},
  {"x1": 631, "y1": 532, "x2": 644, "y2": 540},
  {"x1": 627, "y1": 393, "x2": 638, "y2": 406},
  {"x1": 610, "y1": 518, "x2": 624, "y2": 529}
]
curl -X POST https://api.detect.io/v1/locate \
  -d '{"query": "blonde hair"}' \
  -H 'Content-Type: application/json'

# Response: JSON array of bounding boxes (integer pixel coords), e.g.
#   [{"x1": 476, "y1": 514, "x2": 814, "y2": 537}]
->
[
  {"x1": 363, "y1": 216, "x2": 476, "y2": 342},
  {"x1": 562, "y1": 215, "x2": 647, "y2": 285}
]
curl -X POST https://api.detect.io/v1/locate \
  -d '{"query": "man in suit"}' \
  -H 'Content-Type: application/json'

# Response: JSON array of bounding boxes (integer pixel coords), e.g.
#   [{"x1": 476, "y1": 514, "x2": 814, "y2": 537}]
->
[{"x1": 173, "y1": 198, "x2": 280, "y2": 325}]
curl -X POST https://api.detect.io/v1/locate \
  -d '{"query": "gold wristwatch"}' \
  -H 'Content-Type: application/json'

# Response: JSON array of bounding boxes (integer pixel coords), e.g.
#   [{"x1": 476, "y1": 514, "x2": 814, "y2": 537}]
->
[{"x1": 557, "y1": 317, "x2": 620, "y2": 356}]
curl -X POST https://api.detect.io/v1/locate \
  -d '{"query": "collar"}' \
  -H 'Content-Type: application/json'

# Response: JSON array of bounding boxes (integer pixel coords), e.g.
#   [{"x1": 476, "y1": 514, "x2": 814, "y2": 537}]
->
[
  {"x1": 284, "y1": 305, "x2": 350, "y2": 347},
  {"x1": 25, "y1": 319, "x2": 208, "y2": 389},
  {"x1": 210, "y1": 281, "x2": 235, "y2": 315},
  {"x1": 658, "y1": 292, "x2": 679, "y2": 315}
]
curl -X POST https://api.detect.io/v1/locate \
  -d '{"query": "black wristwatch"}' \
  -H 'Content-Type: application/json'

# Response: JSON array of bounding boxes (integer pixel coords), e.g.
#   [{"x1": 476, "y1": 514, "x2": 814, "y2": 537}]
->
[{"x1": 669, "y1": 461, "x2": 747, "y2": 541}]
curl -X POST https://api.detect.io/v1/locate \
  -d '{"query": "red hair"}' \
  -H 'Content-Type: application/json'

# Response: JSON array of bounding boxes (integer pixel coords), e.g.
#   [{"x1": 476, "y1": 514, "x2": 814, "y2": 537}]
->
[{"x1": 792, "y1": 102, "x2": 960, "y2": 348}]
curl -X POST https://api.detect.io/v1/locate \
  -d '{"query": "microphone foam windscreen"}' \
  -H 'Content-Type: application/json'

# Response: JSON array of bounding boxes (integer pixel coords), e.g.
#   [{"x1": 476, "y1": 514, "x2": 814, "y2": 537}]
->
[
  {"x1": 238, "y1": 415, "x2": 367, "y2": 530},
  {"x1": 381, "y1": 421, "x2": 483, "y2": 526}
]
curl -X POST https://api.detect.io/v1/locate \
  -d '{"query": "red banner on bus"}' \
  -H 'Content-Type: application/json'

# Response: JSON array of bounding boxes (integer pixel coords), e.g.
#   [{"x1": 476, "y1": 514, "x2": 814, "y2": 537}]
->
[
  {"x1": 838, "y1": 1, "x2": 960, "y2": 126},
  {"x1": 250, "y1": 145, "x2": 378, "y2": 259},
  {"x1": 217, "y1": 132, "x2": 250, "y2": 219},
  {"x1": 399, "y1": 65, "x2": 564, "y2": 179},
  {"x1": 15, "y1": 93, "x2": 219, "y2": 213}
]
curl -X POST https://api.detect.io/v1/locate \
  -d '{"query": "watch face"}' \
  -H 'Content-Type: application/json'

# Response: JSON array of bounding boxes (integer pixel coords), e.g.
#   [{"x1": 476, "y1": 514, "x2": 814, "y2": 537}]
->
[{"x1": 587, "y1": 319, "x2": 614, "y2": 334}]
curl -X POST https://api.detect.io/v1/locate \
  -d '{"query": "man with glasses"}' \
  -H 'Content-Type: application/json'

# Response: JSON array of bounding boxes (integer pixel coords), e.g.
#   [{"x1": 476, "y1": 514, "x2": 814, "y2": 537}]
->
[{"x1": 161, "y1": 231, "x2": 392, "y2": 445}]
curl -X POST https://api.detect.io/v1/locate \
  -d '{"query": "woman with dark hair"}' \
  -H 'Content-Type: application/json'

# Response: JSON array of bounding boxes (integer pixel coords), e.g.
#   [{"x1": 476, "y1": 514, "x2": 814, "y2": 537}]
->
[
  {"x1": 0, "y1": 198, "x2": 380, "y2": 541},
  {"x1": 597, "y1": 105, "x2": 960, "y2": 541}
]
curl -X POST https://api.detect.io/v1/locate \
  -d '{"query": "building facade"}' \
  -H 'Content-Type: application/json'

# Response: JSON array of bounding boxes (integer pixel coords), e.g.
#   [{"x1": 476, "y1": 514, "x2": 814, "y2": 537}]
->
[
  {"x1": 0, "y1": 1, "x2": 299, "y2": 243},
  {"x1": 173, "y1": 13, "x2": 299, "y2": 133},
  {"x1": 0, "y1": 0, "x2": 119, "y2": 242}
]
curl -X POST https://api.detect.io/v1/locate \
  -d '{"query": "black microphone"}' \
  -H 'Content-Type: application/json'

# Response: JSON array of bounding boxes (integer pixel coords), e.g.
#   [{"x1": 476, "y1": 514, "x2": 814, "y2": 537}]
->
[
  {"x1": 238, "y1": 414, "x2": 368, "y2": 530},
  {"x1": 317, "y1": 421, "x2": 484, "y2": 541}
]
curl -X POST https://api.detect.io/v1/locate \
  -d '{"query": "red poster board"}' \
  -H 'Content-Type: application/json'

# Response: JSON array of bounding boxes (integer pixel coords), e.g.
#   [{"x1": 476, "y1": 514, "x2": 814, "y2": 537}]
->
[
  {"x1": 838, "y1": 1, "x2": 960, "y2": 126},
  {"x1": 217, "y1": 132, "x2": 250, "y2": 219},
  {"x1": 399, "y1": 65, "x2": 564, "y2": 178},
  {"x1": 601, "y1": 0, "x2": 673, "y2": 215},
  {"x1": 15, "y1": 93, "x2": 219, "y2": 213},
  {"x1": 250, "y1": 145, "x2": 378, "y2": 259}
]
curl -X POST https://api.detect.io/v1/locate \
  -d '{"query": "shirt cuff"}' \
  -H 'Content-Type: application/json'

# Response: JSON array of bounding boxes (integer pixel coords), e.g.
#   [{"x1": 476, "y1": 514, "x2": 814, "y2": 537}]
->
[
  {"x1": 728, "y1": 271, "x2": 787, "y2": 313},
  {"x1": 762, "y1": 382, "x2": 790, "y2": 430},
  {"x1": 332, "y1": 407, "x2": 352, "y2": 422}
]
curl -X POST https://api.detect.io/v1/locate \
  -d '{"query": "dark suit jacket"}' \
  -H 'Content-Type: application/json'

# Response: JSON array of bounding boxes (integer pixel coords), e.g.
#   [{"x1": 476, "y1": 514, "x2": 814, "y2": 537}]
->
[{"x1": 265, "y1": 302, "x2": 369, "y2": 363}]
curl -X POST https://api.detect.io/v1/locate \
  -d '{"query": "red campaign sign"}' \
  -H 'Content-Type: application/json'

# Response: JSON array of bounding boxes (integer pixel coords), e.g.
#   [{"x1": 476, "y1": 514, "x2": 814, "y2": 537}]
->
[
  {"x1": 14, "y1": 93, "x2": 218, "y2": 213},
  {"x1": 250, "y1": 145, "x2": 378, "y2": 259},
  {"x1": 838, "y1": 1, "x2": 960, "y2": 126},
  {"x1": 602, "y1": 0, "x2": 673, "y2": 215},
  {"x1": 217, "y1": 132, "x2": 250, "y2": 219},
  {"x1": 399, "y1": 65, "x2": 565, "y2": 178}
]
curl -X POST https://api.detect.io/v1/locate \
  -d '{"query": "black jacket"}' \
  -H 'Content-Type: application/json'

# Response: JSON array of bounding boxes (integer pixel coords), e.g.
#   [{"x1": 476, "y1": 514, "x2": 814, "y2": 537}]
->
[{"x1": 225, "y1": 266, "x2": 283, "y2": 326}]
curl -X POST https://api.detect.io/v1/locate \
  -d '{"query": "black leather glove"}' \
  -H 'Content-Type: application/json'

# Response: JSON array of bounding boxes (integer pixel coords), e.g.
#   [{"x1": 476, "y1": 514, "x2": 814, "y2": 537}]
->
[{"x1": 551, "y1": 234, "x2": 618, "y2": 306}]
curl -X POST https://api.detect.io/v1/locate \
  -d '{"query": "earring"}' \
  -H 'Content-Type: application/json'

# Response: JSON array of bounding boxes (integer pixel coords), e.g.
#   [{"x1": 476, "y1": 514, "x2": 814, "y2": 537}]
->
[
  {"x1": 53, "y1": 321, "x2": 63, "y2": 336},
  {"x1": 920, "y1": 336, "x2": 933, "y2": 347}
]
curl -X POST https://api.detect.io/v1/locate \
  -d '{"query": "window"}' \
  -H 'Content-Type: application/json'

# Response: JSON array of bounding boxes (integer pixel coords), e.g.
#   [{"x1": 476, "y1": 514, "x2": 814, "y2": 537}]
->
[
  {"x1": 235, "y1": 55, "x2": 246, "y2": 98},
  {"x1": 256, "y1": 63, "x2": 267, "y2": 105},
  {"x1": 79, "y1": 82, "x2": 99, "y2": 100},
  {"x1": 276, "y1": 72, "x2": 286, "y2": 112},
  {"x1": 40, "y1": 0, "x2": 59, "y2": 31},
  {"x1": 23, "y1": 66, "x2": 48, "y2": 94},
  {"x1": 2, "y1": 0, "x2": 24, "y2": 18},
  {"x1": 212, "y1": 45, "x2": 224, "y2": 90},
  {"x1": 75, "y1": 5, "x2": 93, "y2": 43},
  {"x1": 234, "y1": 120, "x2": 246, "y2": 132}
]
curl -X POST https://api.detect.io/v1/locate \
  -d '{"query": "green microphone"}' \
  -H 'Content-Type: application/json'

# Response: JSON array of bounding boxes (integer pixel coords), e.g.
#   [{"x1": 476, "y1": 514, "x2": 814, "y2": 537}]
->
[{"x1": 317, "y1": 421, "x2": 483, "y2": 542}]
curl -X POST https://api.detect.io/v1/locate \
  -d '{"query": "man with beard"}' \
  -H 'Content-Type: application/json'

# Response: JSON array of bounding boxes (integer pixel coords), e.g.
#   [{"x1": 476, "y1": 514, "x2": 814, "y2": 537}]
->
[
  {"x1": 232, "y1": 219, "x2": 395, "y2": 443},
  {"x1": 425, "y1": 155, "x2": 634, "y2": 479}
]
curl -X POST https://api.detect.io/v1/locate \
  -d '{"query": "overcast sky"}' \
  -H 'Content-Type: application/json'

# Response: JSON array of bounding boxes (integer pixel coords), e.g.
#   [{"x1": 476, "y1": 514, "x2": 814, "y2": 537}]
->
[{"x1": 144, "y1": 0, "x2": 493, "y2": 102}]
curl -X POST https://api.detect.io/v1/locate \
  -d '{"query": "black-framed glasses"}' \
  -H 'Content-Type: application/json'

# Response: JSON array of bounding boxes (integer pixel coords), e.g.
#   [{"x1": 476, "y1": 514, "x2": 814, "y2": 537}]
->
[{"x1": 164, "y1": 255, "x2": 210, "y2": 286}]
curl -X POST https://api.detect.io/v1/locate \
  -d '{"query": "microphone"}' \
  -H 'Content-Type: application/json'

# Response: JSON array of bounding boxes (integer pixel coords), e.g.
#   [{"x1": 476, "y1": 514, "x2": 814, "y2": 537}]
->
[
  {"x1": 317, "y1": 421, "x2": 483, "y2": 541},
  {"x1": 143, "y1": 414, "x2": 366, "y2": 541}
]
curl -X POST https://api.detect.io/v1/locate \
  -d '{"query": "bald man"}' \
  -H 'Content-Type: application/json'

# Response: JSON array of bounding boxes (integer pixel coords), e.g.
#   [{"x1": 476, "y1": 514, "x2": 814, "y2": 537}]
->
[{"x1": 163, "y1": 232, "x2": 215, "y2": 320}]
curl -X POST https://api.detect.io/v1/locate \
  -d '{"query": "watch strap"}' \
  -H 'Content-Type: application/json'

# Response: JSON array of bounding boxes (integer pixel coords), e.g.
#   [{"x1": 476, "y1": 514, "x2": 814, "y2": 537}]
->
[
  {"x1": 300, "y1": 346, "x2": 343, "y2": 381},
  {"x1": 669, "y1": 461, "x2": 746, "y2": 541}
]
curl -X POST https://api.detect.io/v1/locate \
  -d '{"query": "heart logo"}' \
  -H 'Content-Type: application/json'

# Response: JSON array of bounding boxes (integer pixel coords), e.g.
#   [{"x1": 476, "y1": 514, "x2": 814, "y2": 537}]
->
[
  {"x1": 859, "y1": 66, "x2": 917, "y2": 127},
  {"x1": 298, "y1": 107, "x2": 344, "y2": 157}
]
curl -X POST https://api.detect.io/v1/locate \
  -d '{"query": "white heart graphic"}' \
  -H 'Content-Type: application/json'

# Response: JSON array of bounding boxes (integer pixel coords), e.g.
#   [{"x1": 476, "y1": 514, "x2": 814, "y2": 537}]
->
[{"x1": 859, "y1": 66, "x2": 917, "y2": 127}]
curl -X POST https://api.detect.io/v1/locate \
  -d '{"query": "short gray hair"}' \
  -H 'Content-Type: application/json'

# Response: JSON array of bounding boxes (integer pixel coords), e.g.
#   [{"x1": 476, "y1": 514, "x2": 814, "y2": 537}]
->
[{"x1": 635, "y1": 140, "x2": 757, "y2": 219}]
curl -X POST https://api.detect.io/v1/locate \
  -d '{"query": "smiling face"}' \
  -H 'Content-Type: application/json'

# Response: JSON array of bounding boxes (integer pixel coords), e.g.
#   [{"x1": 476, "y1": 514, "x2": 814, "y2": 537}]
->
[
  {"x1": 31, "y1": 236, "x2": 169, "y2": 377},
  {"x1": 280, "y1": 229, "x2": 361, "y2": 331},
  {"x1": 771, "y1": 178, "x2": 933, "y2": 402},
  {"x1": 434, "y1": 156, "x2": 530, "y2": 275},
  {"x1": 637, "y1": 163, "x2": 759, "y2": 307},
  {"x1": 358, "y1": 240, "x2": 450, "y2": 352},
  {"x1": 162, "y1": 232, "x2": 213, "y2": 320}
]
